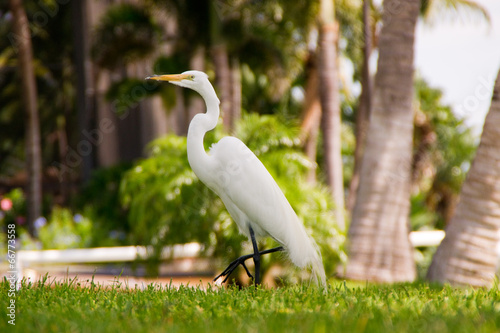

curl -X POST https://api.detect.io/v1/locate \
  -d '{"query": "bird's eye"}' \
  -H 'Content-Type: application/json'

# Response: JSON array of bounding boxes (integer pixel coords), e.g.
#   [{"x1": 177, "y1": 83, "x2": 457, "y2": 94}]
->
[{"x1": 189, "y1": 75, "x2": 195, "y2": 80}]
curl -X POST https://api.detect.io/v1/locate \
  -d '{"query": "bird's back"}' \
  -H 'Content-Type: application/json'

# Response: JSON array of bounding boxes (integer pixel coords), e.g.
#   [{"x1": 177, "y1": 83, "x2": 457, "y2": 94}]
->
[{"x1": 200, "y1": 136, "x2": 326, "y2": 285}]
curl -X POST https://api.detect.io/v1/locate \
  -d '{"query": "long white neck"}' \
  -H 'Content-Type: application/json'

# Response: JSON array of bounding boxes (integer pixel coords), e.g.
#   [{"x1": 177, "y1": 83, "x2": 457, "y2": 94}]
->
[{"x1": 187, "y1": 89, "x2": 220, "y2": 179}]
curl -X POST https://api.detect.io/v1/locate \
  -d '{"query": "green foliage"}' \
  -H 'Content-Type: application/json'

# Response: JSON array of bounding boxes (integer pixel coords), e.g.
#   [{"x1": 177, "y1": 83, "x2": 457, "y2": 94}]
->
[
  {"x1": 419, "y1": 0, "x2": 491, "y2": 23},
  {"x1": 0, "y1": 188, "x2": 26, "y2": 255},
  {"x1": 0, "y1": 170, "x2": 134, "y2": 250},
  {"x1": 75, "y1": 164, "x2": 132, "y2": 247},
  {"x1": 37, "y1": 207, "x2": 92, "y2": 250},
  {"x1": 120, "y1": 134, "x2": 225, "y2": 247},
  {"x1": 152, "y1": 54, "x2": 193, "y2": 110},
  {"x1": 340, "y1": 123, "x2": 356, "y2": 188},
  {"x1": 411, "y1": 78, "x2": 477, "y2": 231},
  {"x1": 120, "y1": 113, "x2": 344, "y2": 278},
  {"x1": 105, "y1": 78, "x2": 160, "y2": 116},
  {"x1": 336, "y1": 0, "x2": 364, "y2": 81},
  {"x1": 0, "y1": 175, "x2": 132, "y2": 250},
  {"x1": 4, "y1": 279, "x2": 500, "y2": 333},
  {"x1": 0, "y1": 188, "x2": 26, "y2": 227},
  {"x1": 91, "y1": 3, "x2": 161, "y2": 69},
  {"x1": 227, "y1": 0, "x2": 317, "y2": 115},
  {"x1": 150, "y1": 0, "x2": 211, "y2": 52}
]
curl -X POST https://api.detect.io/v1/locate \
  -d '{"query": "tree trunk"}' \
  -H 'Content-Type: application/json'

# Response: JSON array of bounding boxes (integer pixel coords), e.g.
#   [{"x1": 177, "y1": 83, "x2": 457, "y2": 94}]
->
[
  {"x1": 185, "y1": 46, "x2": 206, "y2": 135},
  {"x1": 73, "y1": 0, "x2": 96, "y2": 180},
  {"x1": 56, "y1": 117, "x2": 70, "y2": 204},
  {"x1": 347, "y1": 0, "x2": 372, "y2": 213},
  {"x1": 317, "y1": 0, "x2": 345, "y2": 231},
  {"x1": 427, "y1": 69, "x2": 500, "y2": 288},
  {"x1": 231, "y1": 57, "x2": 242, "y2": 131},
  {"x1": 10, "y1": 0, "x2": 42, "y2": 236},
  {"x1": 212, "y1": 44, "x2": 232, "y2": 132},
  {"x1": 210, "y1": 1, "x2": 233, "y2": 132},
  {"x1": 343, "y1": 0, "x2": 420, "y2": 282},
  {"x1": 300, "y1": 54, "x2": 321, "y2": 184},
  {"x1": 85, "y1": 0, "x2": 121, "y2": 168}
]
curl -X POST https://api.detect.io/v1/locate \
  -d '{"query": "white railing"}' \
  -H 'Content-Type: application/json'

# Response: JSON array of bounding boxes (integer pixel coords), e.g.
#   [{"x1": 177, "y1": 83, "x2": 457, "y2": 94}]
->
[
  {"x1": 409, "y1": 230, "x2": 445, "y2": 247},
  {"x1": 15, "y1": 242, "x2": 202, "y2": 278},
  {"x1": 10, "y1": 231, "x2": 445, "y2": 280}
]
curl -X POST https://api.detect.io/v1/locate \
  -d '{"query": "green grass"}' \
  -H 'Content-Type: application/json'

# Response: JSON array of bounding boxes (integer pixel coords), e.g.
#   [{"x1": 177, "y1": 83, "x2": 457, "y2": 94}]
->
[{"x1": 2, "y1": 277, "x2": 500, "y2": 332}]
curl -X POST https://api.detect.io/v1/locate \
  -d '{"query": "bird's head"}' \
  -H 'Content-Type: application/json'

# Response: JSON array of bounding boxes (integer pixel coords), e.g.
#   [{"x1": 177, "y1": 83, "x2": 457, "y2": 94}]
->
[{"x1": 146, "y1": 70, "x2": 219, "y2": 104}]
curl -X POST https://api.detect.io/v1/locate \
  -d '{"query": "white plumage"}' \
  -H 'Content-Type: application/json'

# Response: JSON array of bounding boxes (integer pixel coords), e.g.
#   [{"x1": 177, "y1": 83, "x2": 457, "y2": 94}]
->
[{"x1": 146, "y1": 70, "x2": 326, "y2": 287}]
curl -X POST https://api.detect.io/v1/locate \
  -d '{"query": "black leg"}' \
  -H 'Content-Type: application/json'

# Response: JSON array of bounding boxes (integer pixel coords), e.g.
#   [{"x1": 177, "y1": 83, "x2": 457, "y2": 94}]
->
[
  {"x1": 213, "y1": 226, "x2": 284, "y2": 285},
  {"x1": 249, "y1": 226, "x2": 261, "y2": 285}
]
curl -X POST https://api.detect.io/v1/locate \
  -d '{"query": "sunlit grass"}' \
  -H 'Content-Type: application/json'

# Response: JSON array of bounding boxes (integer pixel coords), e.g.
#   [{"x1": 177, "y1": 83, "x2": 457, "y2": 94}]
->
[{"x1": 1, "y1": 276, "x2": 500, "y2": 332}]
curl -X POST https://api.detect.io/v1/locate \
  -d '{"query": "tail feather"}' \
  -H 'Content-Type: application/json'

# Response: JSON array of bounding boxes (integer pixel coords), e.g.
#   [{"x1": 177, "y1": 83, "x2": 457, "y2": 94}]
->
[{"x1": 284, "y1": 218, "x2": 326, "y2": 288}]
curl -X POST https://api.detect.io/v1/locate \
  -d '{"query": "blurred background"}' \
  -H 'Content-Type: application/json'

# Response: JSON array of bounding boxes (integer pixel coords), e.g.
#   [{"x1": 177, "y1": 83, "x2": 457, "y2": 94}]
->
[{"x1": 1, "y1": 0, "x2": 499, "y2": 286}]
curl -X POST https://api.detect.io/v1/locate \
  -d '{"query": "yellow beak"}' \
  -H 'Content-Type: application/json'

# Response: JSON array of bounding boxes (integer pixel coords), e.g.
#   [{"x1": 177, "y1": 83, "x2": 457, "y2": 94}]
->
[{"x1": 145, "y1": 73, "x2": 190, "y2": 82}]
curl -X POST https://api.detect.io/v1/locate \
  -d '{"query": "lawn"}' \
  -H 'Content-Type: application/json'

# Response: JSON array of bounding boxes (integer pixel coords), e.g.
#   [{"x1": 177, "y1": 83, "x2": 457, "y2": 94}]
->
[{"x1": 1, "y1": 276, "x2": 500, "y2": 332}]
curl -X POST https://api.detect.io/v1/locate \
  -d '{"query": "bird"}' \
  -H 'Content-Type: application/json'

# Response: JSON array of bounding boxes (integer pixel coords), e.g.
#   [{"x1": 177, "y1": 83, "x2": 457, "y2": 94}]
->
[{"x1": 146, "y1": 70, "x2": 326, "y2": 287}]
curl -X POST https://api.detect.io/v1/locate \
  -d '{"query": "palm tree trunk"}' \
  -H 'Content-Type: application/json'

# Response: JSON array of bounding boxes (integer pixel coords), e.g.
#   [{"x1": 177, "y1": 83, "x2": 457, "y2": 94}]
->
[
  {"x1": 210, "y1": 1, "x2": 233, "y2": 132},
  {"x1": 347, "y1": 0, "x2": 372, "y2": 213},
  {"x1": 73, "y1": 0, "x2": 96, "y2": 179},
  {"x1": 231, "y1": 57, "x2": 242, "y2": 130},
  {"x1": 427, "y1": 69, "x2": 500, "y2": 287},
  {"x1": 300, "y1": 54, "x2": 321, "y2": 184},
  {"x1": 212, "y1": 43, "x2": 233, "y2": 132},
  {"x1": 343, "y1": 0, "x2": 420, "y2": 282},
  {"x1": 317, "y1": 0, "x2": 345, "y2": 231},
  {"x1": 56, "y1": 117, "x2": 70, "y2": 204},
  {"x1": 185, "y1": 46, "x2": 206, "y2": 135},
  {"x1": 10, "y1": 0, "x2": 42, "y2": 236}
]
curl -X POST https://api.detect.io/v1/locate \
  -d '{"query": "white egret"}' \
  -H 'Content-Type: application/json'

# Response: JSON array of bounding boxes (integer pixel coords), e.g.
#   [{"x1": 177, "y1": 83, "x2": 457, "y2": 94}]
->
[{"x1": 146, "y1": 70, "x2": 326, "y2": 287}]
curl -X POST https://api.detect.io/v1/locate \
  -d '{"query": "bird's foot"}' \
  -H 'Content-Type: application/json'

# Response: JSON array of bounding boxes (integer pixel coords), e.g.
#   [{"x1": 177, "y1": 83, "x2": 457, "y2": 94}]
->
[
  {"x1": 214, "y1": 253, "x2": 254, "y2": 283},
  {"x1": 213, "y1": 246, "x2": 284, "y2": 285}
]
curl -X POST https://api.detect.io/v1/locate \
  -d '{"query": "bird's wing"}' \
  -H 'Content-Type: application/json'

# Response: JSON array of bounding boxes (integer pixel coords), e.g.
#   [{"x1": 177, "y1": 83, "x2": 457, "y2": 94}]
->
[{"x1": 207, "y1": 136, "x2": 297, "y2": 242}]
